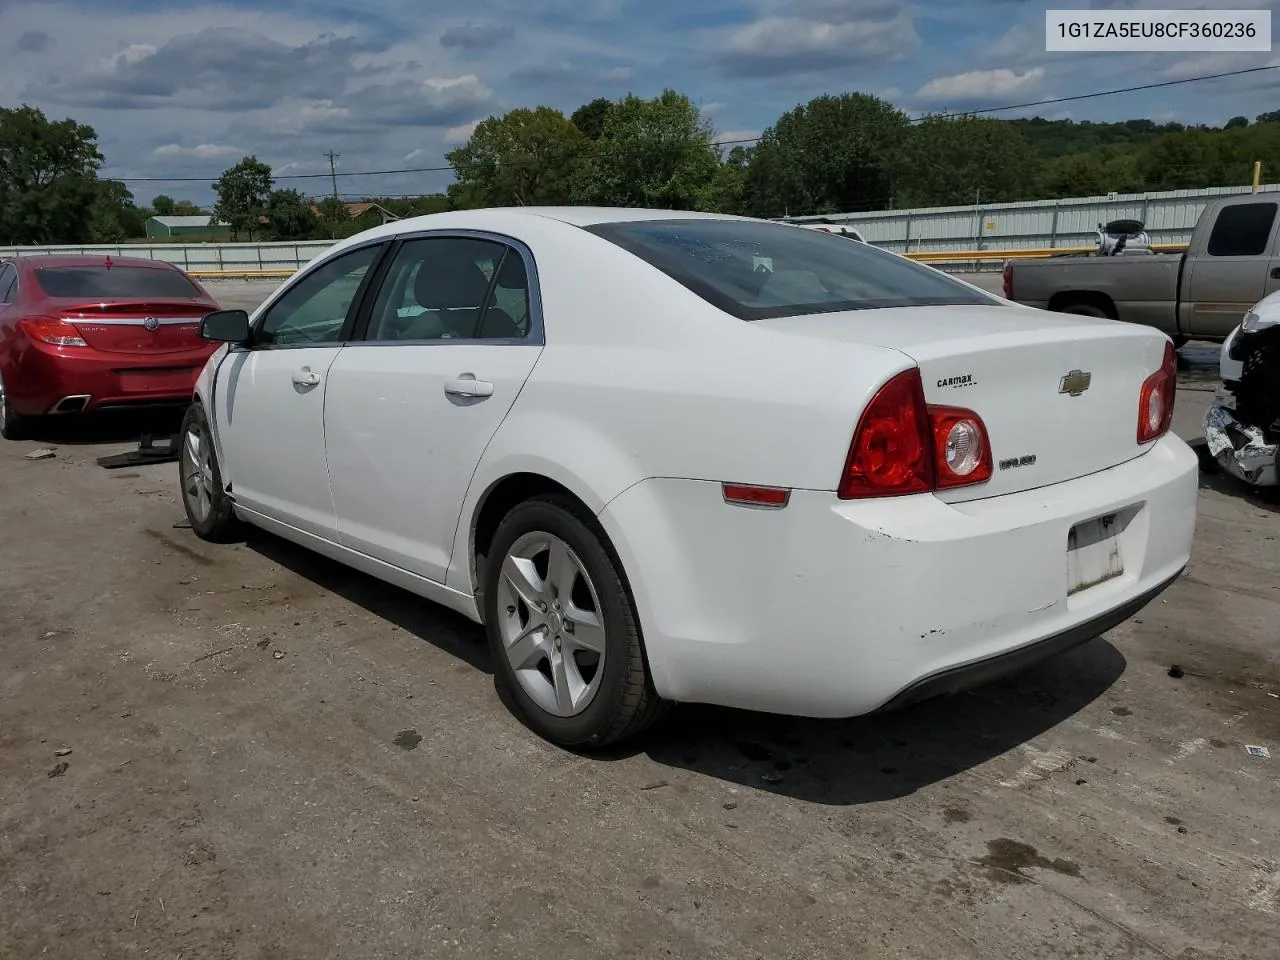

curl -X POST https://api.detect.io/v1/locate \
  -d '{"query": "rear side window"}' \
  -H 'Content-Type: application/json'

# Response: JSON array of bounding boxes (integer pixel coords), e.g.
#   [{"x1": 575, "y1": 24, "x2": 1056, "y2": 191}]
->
[
  {"x1": 0, "y1": 264, "x2": 16, "y2": 303},
  {"x1": 33, "y1": 265, "x2": 201, "y2": 299},
  {"x1": 1207, "y1": 203, "x2": 1277, "y2": 257},
  {"x1": 584, "y1": 219, "x2": 994, "y2": 321}
]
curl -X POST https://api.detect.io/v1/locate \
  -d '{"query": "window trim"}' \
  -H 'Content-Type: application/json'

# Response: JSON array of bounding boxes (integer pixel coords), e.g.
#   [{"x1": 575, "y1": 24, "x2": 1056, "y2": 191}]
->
[
  {"x1": 345, "y1": 229, "x2": 545, "y2": 348},
  {"x1": 245, "y1": 238, "x2": 392, "y2": 351}
]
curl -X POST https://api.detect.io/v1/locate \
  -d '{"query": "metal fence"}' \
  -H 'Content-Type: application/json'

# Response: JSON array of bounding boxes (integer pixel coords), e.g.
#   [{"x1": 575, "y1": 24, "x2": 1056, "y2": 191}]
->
[
  {"x1": 783, "y1": 182, "x2": 1280, "y2": 255},
  {"x1": 3, "y1": 182, "x2": 1274, "y2": 277}
]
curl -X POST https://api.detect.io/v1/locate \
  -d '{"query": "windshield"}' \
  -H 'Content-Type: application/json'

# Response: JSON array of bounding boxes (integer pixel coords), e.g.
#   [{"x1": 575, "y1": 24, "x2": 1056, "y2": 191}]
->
[
  {"x1": 33, "y1": 265, "x2": 202, "y2": 300},
  {"x1": 584, "y1": 219, "x2": 996, "y2": 320}
]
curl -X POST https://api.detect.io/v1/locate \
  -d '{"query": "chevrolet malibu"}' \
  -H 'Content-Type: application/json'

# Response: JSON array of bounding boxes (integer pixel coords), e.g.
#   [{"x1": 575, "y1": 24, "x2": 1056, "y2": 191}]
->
[{"x1": 180, "y1": 208, "x2": 1198, "y2": 747}]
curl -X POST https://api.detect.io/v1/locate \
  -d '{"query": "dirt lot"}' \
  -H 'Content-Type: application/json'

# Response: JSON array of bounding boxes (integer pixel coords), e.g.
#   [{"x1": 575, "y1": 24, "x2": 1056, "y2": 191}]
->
[{"x1": 1, "y1": 279, "x2": 1277, "y2": 959}]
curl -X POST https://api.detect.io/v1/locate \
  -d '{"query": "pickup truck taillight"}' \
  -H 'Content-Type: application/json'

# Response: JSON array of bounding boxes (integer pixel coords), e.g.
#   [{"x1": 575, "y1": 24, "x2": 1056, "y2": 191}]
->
[
  {"x1": 1137, "y1": 342, "x2": 1177, "y2": 444},
  {"x1": 838, "y1": 369, "x2": 993, "y2": 499},
  {"x1": 1002, "y1": 262, "x2": 1013, "y2": 300}
]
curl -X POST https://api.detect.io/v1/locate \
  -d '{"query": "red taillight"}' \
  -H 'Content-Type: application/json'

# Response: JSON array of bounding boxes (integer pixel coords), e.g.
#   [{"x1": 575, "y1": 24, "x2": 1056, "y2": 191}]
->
[
  {"x1": 839, "y1": 369, "x2": 934, "y2": 498},
  {"x1": 839, "y1": 369, "x2": 992, "y2": 499},
  {"x1": 20, "y1": 316, "x2": 88, "y2": 347},
  {"x1": 1002, "y1": 262, "x2": 1014, "y2": 300},
  {"x1": 1137, "y1": 341, "x2": 1177, "y2": 444}
]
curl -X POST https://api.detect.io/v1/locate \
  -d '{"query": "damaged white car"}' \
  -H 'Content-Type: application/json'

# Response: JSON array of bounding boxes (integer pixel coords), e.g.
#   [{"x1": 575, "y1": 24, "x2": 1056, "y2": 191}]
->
[{"x1": 1205, "y1": 290, "x2": 1280, "y2": 488}]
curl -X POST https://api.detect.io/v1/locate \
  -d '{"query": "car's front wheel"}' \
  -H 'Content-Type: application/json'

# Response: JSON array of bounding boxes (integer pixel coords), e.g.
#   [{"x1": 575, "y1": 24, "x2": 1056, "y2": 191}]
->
[
  {"x1": 483, "y1": 495, "x2": 667, "y2": 748},
  {"x1": 178, "y1": 402, "x2": 239, "y2": 542}
]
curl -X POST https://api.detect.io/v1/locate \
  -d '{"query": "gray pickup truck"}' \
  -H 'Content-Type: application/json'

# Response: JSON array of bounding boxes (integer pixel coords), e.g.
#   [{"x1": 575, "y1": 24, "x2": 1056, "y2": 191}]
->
[{"x1": 1003, "y1": 194, "x2": 1280, "y2": 344}]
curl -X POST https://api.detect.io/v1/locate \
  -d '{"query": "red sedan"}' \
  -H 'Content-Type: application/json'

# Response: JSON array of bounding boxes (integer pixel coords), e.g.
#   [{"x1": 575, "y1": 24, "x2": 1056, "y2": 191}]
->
[{"x1": 0, "y1": 254, "x2": 221, "y2": 439}]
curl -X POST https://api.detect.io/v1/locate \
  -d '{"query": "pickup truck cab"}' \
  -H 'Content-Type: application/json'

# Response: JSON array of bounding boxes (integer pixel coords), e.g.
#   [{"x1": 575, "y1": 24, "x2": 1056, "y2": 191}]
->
[{"x1": 1005, "y1": 194, "x2": 1280, "y2": 344}]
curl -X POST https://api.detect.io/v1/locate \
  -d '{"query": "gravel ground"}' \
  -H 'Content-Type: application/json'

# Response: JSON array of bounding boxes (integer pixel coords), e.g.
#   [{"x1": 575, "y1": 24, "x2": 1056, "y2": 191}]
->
[{"x1": 0, "y1": 279, "x2": 1276, "y2": 959}]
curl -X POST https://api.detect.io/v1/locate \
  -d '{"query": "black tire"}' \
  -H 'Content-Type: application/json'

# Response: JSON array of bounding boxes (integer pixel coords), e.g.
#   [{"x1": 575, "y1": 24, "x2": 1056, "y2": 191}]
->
[
  {"x1": 178, "y1": 402, "x2": 239, "y2": 542},
  {"x1": 483, "y1": 494, "x2": 668, "y2": 748},
  {"x1": 0, "y1": 377, "x2": 33, "y2": 441},
  {"x1": 1059, "y1": 302, "x2": 1111, "y2": 319}
]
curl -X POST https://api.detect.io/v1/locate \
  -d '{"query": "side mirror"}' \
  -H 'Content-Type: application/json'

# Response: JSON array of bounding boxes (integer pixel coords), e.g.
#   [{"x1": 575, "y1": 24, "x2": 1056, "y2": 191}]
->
[{"x1": 200, "y1": 309, "x2": 251, "y2": 344}]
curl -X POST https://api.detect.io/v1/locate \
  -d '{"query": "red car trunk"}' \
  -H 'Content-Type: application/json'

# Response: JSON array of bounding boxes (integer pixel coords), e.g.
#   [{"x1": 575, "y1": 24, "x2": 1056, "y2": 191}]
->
[{"x1": 58, "y1": 301, "x2": 210, "y2": 355}]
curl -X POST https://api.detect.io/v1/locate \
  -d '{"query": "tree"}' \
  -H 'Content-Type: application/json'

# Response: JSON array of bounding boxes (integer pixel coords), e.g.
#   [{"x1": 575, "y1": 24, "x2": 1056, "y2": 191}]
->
[
  {"x1": 446, "y1": 107, "x2": 587, "y2": 207},
  {"x1": 264, "y1": 188, "x2": 320, "y2": 240},
  {"x1": 696, "y1": 144, "x2": 752, "y2": 214},
  {"x1": 212, "y1": 156, "x2": 273, "y2": 240},
  {"x1": 1226, "y1": 115, "x2": 1250, "y2": 130},
  {"x1": 0, "y1": 104, "x2": 104, "y2": 245},
  {"x1": 899, "y1": 116, "x2": 1037, "y2": 207},
  {"x1": 151, "y1": 194, "x2": 176, "y2": 216},
  {"x1": 171, "y1": 199, "x2": 204, "y2": 216},
  {"x1": 572, "y1": 90, "x2": 720, "y2": 209},
  {"x1": 1257, "y1": 110, "x2": 1280, "y2": 124},
  {"x1": 570, "y1": 98, "x2": 614, "y2": 140},
  {"x1": 89, "y1": 180, "x2": 145, "y2": 241},
  {"x1": 741, "y1": 93, "x2": 908, "y2": 218}
]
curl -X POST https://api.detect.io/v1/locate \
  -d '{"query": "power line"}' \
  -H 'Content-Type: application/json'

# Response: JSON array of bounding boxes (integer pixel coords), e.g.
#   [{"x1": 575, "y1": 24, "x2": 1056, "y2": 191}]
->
[{"x1": 100, "y1": 63, "x2": 1280, "y2": 184}]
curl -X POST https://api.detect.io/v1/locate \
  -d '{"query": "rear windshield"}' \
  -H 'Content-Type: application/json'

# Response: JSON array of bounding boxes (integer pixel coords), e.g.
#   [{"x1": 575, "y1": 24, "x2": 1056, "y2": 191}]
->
[
  {"x1": 33, "y1": 265, "x2": 201, "y2": 299},
  {"x1": 584, "y1": 219, "x2": 995, "y2": 320}
]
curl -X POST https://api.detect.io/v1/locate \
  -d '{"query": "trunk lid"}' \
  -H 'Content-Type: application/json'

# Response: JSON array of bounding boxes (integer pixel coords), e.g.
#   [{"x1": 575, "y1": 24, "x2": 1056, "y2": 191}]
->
[
  {"x1": 755, "y1": 304, "x2": 1171, "y2": 502},
  {"x1": 57, "y1": 301, "x2": 211, "y2": 355}
]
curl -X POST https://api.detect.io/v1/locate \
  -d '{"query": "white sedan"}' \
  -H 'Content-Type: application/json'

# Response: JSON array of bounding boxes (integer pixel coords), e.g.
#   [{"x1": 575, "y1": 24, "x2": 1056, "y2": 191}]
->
[{"x1": 181, "y1": 207, "x2": 1198, "y2": 747}]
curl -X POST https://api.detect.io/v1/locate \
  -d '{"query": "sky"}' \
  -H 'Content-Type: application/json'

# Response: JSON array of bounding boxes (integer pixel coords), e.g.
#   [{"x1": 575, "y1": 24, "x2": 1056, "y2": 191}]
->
[{"x1": 2, "y1": 0, "x2": 1279, "y2": 206}]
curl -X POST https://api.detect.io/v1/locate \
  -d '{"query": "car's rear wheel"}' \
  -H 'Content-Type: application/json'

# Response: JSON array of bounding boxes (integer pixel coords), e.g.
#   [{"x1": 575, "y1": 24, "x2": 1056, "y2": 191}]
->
[
  {"x1": 179, "y1": 402, "x2": 239, "y2": 542},
  {"x1": 484, "y1": 495, "x2": 666, "y2": 748},
  {"x1": 0, "y1": 373, "x2": 33, "y2": 441},
  {"x1": 1059, "y1": 302, "x2": 1111, "y2": 319}
]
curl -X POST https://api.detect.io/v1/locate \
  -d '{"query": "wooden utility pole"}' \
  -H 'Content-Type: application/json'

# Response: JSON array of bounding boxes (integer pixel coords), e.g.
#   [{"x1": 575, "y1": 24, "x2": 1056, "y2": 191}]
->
[
  {"x1": 324, "y1": 151, "x2": 341, "y2": 237},
  {"x1": 1252, "y1": 160, "x2": 1262, "y2": 193}
]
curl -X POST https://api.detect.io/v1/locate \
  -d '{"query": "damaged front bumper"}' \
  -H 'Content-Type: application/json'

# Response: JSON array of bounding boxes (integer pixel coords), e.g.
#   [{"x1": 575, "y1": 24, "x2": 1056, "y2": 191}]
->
[{"x1": 1204, "y1": 387, "x2": 1279, "y2": 488}]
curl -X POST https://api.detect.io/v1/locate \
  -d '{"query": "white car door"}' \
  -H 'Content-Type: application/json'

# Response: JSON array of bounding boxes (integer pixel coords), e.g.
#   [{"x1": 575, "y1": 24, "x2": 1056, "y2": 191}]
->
[
  {"x1": 323, "y1": 233, "x2": 543, "y2": 582},
  {"x1": 215, "y1": 241, "x2": 386, "y2": 539}
]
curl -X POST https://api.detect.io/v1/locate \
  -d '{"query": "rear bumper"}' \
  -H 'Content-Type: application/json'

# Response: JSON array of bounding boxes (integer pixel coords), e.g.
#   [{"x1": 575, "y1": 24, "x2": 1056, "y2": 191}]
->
[
  {"x1": 876, "y1": 568, "x2": 1182, "y2": 711},
  {"x1": 7, "y1": 341, "x2": 212, "y2": 414},
  {"x1": 598, "y1": 432, "x2": 1199, "y2": 718}
]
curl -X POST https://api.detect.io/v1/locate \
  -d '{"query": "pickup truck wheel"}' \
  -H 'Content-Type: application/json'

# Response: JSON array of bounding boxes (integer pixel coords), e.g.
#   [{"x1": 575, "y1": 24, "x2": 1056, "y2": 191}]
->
[{"x1": 1059, "y1": 303, "x2": 1111, "y2": 319}]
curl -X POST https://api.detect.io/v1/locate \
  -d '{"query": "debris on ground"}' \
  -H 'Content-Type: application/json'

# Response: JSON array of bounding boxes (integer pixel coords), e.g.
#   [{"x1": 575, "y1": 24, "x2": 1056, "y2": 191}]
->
[
  {"x1": 47, "y1": 762, "x2": 69, "y2": 778},
  {"x1": 25, "y1": 448, "x2": 56, "y2": 461},
  {"x1": 1204, "y1": 396, "x2": 1279, "y2": 488},
  {"x1": 1168, "y1": 665, "x2": 1185, "y2": 679},
  {"x1": 272, "y1": 650, "x2": 285, "y2": 660},
  {"x1": 54, "y1": 748, "x2": 72, "y2": 757},
  {"x1": 639, "y1": 780, "x2": 669, "y2": 791},
  {"x1": 1245, "y1": 745, "x2": 1271, "y2": 759}
]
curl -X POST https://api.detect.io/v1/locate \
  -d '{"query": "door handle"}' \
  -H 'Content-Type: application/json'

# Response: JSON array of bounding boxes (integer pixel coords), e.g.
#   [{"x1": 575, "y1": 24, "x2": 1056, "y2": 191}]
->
[
  {"x1": 292, "y1": 367, "x2": 321, "y2": 387},
  {"x1": 1270, "y1": 267, "x2": 1280, "y2": 279},
  {"x1": 444, "y1": 375, "x2": 494, "y2": 398}
]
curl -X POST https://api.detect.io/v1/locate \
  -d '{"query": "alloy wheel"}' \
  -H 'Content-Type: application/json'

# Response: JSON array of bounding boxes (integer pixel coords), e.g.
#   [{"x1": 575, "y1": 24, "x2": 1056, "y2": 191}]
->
[
  {"x1": 495, "y1": 531, "x2": 608, "y2": 718},
  {"x1": 181, "y1": 422, "x2": 215, "y2": 523}
]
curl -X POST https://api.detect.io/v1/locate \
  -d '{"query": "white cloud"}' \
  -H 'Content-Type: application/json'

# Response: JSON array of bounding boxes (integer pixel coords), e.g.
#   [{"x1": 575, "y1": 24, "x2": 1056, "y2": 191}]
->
[
  {"x1": 152, "y1": 142, "x2": 246, "y2": 159},
  {"x1": 443, "y1": 120, "x2": 480, "y2": 143},
  {"x1": 718, "y1": 8, "x2": 918, "y2": 77},
  {"x1": 915, "y1": 67, "x2": 1046, "y2": 104}
]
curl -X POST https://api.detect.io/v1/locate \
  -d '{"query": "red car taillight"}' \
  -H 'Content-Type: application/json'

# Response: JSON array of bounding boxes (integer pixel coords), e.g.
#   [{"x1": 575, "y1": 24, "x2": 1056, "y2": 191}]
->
[
  {"x1": 1137, "y1": 341, "x2": 1177, "y2": 444},
  {"x1": 20, "y1": 316, "x2": 88, "y2": 347},
  {"x1": 838, "y1": 369, "x2": 992, "y2": 499},
  {"x1": 1002, "y1": 262, "x2": 1014, "y2": 300}
]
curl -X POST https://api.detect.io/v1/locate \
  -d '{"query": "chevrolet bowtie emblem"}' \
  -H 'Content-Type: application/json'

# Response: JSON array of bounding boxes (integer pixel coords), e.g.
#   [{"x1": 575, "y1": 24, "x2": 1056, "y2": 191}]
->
[{"x1": 1058, "y1": 369, "x2": 1092, "y2": 397}]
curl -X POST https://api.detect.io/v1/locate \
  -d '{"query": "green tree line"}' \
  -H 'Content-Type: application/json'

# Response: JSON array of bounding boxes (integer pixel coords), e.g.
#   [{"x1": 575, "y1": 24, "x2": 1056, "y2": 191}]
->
[{"x1": 5, "y1": 94, "x2": 1280, "y2": 246}]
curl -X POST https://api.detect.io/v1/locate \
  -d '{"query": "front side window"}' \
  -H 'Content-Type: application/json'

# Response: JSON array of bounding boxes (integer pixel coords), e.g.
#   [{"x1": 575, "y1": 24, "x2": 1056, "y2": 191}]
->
[
  {"x1": 257, "y1": 243, "x2": 382, "y2": 347},
  {"x1": 364, "y1": 236, "x2": 532, "y2": 342},
  {"x1": 585, "y1": 218, "x2": 996, "y2": 321},
  {"x1": 1207, "y1": 203, "x2": 1277, "y2": 257}
]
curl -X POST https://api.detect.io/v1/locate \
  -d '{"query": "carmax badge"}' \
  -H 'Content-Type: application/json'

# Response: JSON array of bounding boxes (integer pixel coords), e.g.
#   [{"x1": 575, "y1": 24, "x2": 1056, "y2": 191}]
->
[{"x1": 1058, "y1": 369, "x2": 1092, "y2": 397}]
